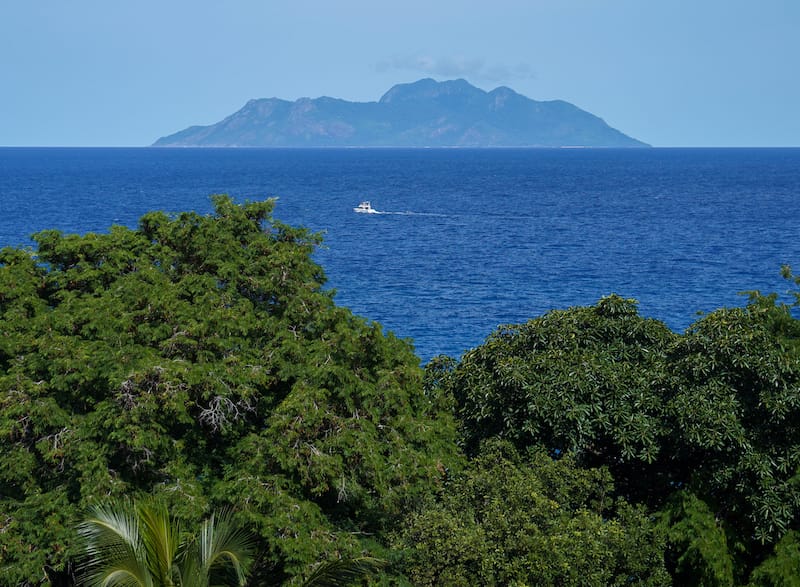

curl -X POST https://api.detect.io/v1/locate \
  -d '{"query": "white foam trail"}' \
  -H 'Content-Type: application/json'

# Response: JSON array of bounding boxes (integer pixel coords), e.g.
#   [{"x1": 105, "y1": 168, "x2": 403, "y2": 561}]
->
[{"x1": 374, "y1": 211, "x2": 448, "y2": 217}]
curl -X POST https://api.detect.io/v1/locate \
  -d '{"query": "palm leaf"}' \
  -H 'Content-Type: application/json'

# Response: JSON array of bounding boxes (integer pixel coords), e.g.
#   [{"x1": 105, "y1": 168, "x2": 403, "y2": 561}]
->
[
  {"x1": 299, "y1": 557, "x2": 386, "y2": 587},
  {"x1": 184, "y1": 509, "x2": 255, "y2": 587},
  {"x1": 137, "y1": 501, "x2": 180, "y2": 586},
  {"x1": 77, "y1": 499, "x2": 255, "y2": 587},
  {"x1": 76, "y1": 501, "x2": 152, "y2": 587}
]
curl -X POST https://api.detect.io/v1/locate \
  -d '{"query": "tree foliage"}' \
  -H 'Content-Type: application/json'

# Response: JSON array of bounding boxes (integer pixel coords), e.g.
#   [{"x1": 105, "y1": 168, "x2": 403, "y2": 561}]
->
[
  {"x1": 659, "y1": 491, "x2": 734, "y2": 587},
  {"x1": 746, "y1": 530, "x2": 800, "y2": 587},
  {"x1": 394, "y1": 439, "x2": 669, "y2": 586},
  {"x1": 5, "y1": 196, "x2": 800, "y2": 586},
  {"x1": 77, "y1": 499, "x2": 254, "y2": 587},
  {"x1": 434, "y1": 293, "x2": 800, "y2": 583},
  {"x1": 0, "y1": 197, "x2": 459, "y2": 585},
  {"x1": 445, "y1": 295, "x2": 677, "y2": 502},
  {"x1": 76, "y1": 499, "x2": 382, "y2": 587},
  {"x1": 666, "y1": 300, "x2": 800, "y2": 548}
]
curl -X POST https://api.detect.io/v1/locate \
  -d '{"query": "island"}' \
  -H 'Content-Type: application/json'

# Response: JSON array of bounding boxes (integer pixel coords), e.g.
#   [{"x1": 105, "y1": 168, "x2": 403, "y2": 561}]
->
[{"x1": 153, "y1": 78, "x2": 648, "y2": 148}]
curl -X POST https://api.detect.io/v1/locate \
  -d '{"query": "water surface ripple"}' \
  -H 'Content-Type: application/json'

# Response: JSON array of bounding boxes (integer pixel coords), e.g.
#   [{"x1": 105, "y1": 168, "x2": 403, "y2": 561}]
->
[{"x1": 1, "y1": 147, "x2": 798, "y2": 362}]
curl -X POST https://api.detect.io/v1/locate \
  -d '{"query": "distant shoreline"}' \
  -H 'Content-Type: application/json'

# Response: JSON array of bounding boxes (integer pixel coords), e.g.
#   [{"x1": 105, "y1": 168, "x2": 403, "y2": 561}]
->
[{"x1": 4, "y1": 145, "x2": 800, "y2": 150}]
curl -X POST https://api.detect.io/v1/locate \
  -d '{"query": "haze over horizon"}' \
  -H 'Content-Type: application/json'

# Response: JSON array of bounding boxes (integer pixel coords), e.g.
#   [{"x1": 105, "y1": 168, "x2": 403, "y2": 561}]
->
[{"x1": 2, "y1": 0, "x2": 798, "y2": 148}]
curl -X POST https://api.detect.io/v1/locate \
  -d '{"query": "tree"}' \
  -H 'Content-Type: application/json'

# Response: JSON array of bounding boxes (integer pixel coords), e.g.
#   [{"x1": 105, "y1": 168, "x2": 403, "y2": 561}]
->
[
  {"x1": 77, "y1": 500, "x2": 383, "y2": 587},
  {"x1": 665, "y1": 300, "x2": 800, "y2": 544},
  {"x1": 659, "y1": 491, "x2": 734, "y2": 587},
  {"x1": 77, "y1": 500, "x2": 253, "y2": 587},
  {"x1": 433, "y1": 293, "x2": 800, "y2": 583},
  {"x1": 393, "y1": 439, "x2": 669, "y2": 586},
  {"x1": 0, "y1": 197, "x2": 459, "y2": 584},
  {"x1": 442, "y1": 295, "x2": 677, "y2": 503},
  {"x1": 746, "y1": 531, "x2": 800, "y2": 587}
]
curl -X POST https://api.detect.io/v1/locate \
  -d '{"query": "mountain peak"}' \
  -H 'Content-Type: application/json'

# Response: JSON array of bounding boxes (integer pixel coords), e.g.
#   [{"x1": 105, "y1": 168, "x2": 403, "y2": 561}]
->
[
  {"x1": 154, "y1": 79, "x2": 648, "y2": 147},
  {"x1": 379, "y1": 78, "x2": 486, "y2": 104}
]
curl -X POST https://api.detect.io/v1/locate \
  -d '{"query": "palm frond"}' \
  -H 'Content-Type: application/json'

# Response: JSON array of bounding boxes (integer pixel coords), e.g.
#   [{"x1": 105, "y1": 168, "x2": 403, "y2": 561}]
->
[
  {"x1": 88, "y1": 567, "x2": 150, "y2": 587},
  {"x1": 186, "y1": 509, "x2": 255, "y2": 587},
  {"x1": 137, "y1": 501, "x2": 180, "y2": 586},
  {"x1": 77, "y1": 499, "x2": 254, "y2": 587},
  {"x1": 76, "y1": 501, "x2": 151, "y2": 587},
  {"x1": 300, "y1": 557, "x2": 386, "y2": 587},
  {"x1": 79, "y1": 502, "x2": 141, "y2": 553}
]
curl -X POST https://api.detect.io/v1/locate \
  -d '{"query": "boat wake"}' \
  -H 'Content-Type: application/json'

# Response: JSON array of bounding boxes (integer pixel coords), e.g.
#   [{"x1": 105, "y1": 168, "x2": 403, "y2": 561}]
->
[
  {"x1": 378, "y1": 211, "x2": 447, "y2": 217},
  {"x1": 354, "y1": 201, "x2": 446, "y2": 217}
]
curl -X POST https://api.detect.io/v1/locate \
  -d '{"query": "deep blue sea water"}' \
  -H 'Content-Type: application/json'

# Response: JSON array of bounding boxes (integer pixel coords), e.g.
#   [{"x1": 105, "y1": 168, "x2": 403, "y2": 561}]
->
[{"x1": 1, "y1": 147, "x2": 799, "y2": 362}]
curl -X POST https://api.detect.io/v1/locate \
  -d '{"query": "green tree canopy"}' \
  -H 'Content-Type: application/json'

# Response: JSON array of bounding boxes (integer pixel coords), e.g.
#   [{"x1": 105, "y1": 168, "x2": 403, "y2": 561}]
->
[
  {"x1": 0, "y1": 196, "x2": 459, "y2": 585},
  {"x1": 434, "y1": 293, "x2": 800, "y2": 583},
  {"x1": 394, "y1": 439, "x2": 669, "y2": 586},
  {"x1": 444, "y1": 295, "x2": 677, "y2": 502},
  {"x1": 665, "y1": 300, "x2": 800, "y2": 548}
]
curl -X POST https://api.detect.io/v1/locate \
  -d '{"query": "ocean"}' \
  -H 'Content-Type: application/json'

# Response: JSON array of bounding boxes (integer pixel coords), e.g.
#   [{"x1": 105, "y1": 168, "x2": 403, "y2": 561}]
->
[{"x1": 1, "y1": 147, "x2": 798, "y2": 362}]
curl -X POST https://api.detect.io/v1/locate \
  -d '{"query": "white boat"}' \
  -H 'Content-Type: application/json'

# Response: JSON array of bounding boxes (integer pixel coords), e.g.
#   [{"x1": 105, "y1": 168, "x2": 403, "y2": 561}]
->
[{"x1": 353, "y1": 201, "x2": 379, "y2": 214}]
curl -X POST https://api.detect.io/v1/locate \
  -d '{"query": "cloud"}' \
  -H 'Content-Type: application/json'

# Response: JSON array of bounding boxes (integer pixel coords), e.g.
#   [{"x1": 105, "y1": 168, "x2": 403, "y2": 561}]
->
[{"x1": 374, "y1": 55, "x2": 536, "y2": 84}]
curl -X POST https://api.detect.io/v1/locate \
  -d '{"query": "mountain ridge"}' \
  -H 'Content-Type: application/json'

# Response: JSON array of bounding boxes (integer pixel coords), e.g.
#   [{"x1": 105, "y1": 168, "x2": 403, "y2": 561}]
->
[{"x1": 153, "y1": 78, "x2": 648, "y2": 147}]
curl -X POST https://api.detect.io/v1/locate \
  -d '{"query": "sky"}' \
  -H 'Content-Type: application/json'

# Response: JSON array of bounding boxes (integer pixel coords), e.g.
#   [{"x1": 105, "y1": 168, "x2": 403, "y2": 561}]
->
[{"x1": 2, "y1": 0, "x2": 798, "y2": 147}]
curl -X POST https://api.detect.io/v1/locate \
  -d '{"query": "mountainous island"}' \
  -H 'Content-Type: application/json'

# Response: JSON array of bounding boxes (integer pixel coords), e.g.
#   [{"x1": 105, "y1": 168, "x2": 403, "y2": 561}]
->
[{"x1": 153, "y1": 78, "x2": 648, "y2": 147}]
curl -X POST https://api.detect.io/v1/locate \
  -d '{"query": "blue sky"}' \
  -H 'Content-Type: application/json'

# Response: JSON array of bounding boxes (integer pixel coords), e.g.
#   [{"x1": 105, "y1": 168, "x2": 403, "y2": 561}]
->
[{"x1": 2, "y1": 0, "x2": 798, "y2": 147}]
